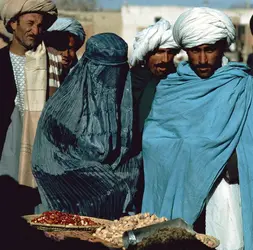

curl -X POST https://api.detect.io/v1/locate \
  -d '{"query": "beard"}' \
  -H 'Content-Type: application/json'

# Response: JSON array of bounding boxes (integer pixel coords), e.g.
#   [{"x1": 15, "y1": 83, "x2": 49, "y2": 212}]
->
[
  {"x1": 152, "y1": 62, "x2": 176, "y2": 78},
  {"x1": 17, "y1": 35, "x2": 42, "y2": 51}
]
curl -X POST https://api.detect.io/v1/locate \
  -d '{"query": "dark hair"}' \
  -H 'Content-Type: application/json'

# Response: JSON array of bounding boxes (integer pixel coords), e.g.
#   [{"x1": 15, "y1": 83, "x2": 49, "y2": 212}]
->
[
  {"x1": 128, "y1": 228, "x2": 212, "y2": 250},
  {"x1": 44, "y1": 31, "x2": 72, "y2": 50},
  {"x1": 250, "y1": 15, "x2": 253, "y2": 35}
]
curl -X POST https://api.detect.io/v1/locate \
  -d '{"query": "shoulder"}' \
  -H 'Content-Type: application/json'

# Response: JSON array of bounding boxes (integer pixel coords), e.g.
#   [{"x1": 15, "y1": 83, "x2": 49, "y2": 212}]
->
[
  {"x1": 131, "y1": 65, "x2": 155, "y2": 89},
  {"x1": 248, "y1": 68, "x2": 253, "y2": 77},
  {"x1": 0, "y1": 46, "x2": 11, "y2": 65},
  {"x1": 248, "y1": 53, "x2": 253, "y2": 59},
  {"x1": 0, "y1": 45, "x2": 10, "y2": 56},
  {"x1": 131, "y1": 65, "x2": 152, "y2": 80},
  {"x1": 222, "y1": 62, "x2": 251, "y2": 76}
]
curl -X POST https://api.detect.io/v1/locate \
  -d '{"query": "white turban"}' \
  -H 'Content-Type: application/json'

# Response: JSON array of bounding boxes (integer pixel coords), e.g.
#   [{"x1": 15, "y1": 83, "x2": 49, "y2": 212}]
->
[
  {"x1": 173, "y1": 7, "x2": 235, "y2": 48},
  {"x1": 130, "y1": 18, "x2": 180, "y2": 67}
]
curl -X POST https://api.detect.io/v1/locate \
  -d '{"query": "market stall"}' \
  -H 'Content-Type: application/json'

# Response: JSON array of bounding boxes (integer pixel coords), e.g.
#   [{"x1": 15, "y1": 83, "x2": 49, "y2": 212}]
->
[{"x1": 24, "y1": 211, "x2": 219, "y2": 249}]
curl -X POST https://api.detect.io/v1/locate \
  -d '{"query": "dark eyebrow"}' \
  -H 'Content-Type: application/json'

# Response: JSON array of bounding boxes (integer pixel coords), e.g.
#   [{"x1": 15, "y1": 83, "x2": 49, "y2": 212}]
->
[
  {"x1": 189, "y1": 47, "x2": 199, "y2": 51},
  {"x1": 205, "y1": 45, "x2": 217, "y2": 50}
]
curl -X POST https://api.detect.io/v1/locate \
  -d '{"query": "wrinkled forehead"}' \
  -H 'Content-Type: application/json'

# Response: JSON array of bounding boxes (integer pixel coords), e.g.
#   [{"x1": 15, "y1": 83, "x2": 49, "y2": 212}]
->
[
  {"x1": 186, "y1": 39, "x2": 227, "y2": 50},
  {"x1": 19, "y1": 12, "x2": 44, "y2": 24},
  {"x1": 157, "y1": 47, "x2": 180, "y2": 52}
]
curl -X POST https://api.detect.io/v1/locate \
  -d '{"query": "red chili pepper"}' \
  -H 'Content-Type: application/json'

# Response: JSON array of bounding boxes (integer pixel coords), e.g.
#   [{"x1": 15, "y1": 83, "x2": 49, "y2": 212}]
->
[{"x1": 31, "y1": 211, "x2": 98, "y2": 226}]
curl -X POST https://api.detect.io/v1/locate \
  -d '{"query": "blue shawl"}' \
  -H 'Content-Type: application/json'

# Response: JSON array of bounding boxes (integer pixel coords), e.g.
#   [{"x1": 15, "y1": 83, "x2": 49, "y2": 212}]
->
[{"x1": 142, "y1": 61, "x2": 253, "y2": 249}]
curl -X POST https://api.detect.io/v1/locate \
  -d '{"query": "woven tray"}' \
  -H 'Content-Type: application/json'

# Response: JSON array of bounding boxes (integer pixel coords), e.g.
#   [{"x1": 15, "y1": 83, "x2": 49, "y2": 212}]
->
[
  {"x1": 45, "y1": 231, "x2": 121, "y2": 248},
  {"x1": 23, "y1": 214, "x2": 112, "y2": 232}
]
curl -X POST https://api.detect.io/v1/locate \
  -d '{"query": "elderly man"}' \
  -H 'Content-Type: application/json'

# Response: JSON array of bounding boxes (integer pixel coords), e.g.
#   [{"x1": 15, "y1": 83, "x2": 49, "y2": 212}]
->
[
  {"x1": 142, "y1": 7, "x2": 253, "y2": 250},
  {"x1": 44, "y1": 17, "x2": 86, "y2": 81},
  {"x1": 0, "y1": 0, "x2": 59, "y2": 188},
  {"x1": 130, "y1": 18, "x2": 180, "y2": 137}
]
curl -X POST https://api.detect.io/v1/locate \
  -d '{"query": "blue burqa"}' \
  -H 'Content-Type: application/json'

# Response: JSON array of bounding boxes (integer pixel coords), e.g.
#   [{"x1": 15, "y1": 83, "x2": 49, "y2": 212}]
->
[
  {"x1": 32, "y1": 33, "x2": 142, "y2": 220},
  {"x1": 142, "y1": 61, "x2": 253, "y2": 249}
]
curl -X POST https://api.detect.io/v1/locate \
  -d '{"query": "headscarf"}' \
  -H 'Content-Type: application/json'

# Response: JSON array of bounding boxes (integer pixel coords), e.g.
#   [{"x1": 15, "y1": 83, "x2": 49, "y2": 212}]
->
[
  {"x1": 47, "y1": 17, "x2": 85, "y2": 50},
  {"x1": 0, "y1": 0, "x2": 57, "y2": 32},
  {"x1": 173, "y1": 7, "x2": 235, "y2": 48},
  {"x1": 130, "y1": 18, "x2": 180, "y2": 67},
  {"x1": 32, "y1": 33, "x2": 141, "y2": 219}
]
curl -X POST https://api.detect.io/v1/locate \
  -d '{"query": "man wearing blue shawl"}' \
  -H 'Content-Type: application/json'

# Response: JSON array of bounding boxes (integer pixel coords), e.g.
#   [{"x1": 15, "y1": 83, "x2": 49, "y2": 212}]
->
[{"x1": 142, "y1": 7, "x2": 252, "y2": 250}]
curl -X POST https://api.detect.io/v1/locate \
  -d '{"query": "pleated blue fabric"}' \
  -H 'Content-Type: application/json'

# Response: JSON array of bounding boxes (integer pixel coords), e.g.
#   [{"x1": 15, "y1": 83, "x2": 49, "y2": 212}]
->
[{"x1": 32, "y1": 33, "x2": 142, "y2": 219}]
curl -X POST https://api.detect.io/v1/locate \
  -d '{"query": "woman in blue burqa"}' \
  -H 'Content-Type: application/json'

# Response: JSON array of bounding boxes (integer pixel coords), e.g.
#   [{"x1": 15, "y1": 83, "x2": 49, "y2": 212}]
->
[{"x1": 32, "y1": 33, "x2": 142, "y2": 219}]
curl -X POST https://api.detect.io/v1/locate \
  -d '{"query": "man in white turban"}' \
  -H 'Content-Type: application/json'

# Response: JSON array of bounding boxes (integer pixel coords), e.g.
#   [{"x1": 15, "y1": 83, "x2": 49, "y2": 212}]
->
[
  {"x1": 0, "y1": 0, "x2": 60, "y2": 204},
  {"x1": 130, "y1": 18, "x2": 180, "y2": 213},
  {"x1": 131, "y1": 18, "x2": 180, "y2": 135},
  {"x1": 45, "y1": 17, "x2": 86, "y2": 81},
  {"x1": 131, "y1": 18, "x2": 180, "y2": 77},
  {"x1": 142, "y1": 7, "x2": 253, "y2": 250},
  {"x1": 172, "y1": 7, "x2": 235, "y2": 78}
]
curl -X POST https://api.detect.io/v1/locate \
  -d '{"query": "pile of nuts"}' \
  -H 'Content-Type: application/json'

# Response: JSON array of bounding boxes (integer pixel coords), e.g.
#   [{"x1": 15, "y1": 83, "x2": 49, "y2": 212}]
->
[{"x1": 93, "y1": 213, "x2": 167, "y2": 246}]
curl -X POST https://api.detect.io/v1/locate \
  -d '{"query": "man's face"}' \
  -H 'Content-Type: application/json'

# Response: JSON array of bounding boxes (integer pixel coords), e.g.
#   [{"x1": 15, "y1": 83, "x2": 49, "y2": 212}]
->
[
  {"x1": 58, "y1": 34, "x2": 78, "y2": 70},
  {"x1": 186, "y1": 40, "x2": 226, "y2": 79},
  {"x1": 147, "y1": 48, "x2": 178, "y2": 77},
  {"x1": 10, "y1": 13, "x2": 44, "y2": 50}
]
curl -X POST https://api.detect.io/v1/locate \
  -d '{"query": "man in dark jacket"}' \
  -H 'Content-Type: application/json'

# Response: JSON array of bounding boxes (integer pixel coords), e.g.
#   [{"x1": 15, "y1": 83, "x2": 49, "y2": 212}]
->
[
  {"x1": 0, "y1": 0, "x2": 59, "y2": 187},
  {"x1": 130, "y1": 18, "x2": 180, "y2": 139},
  {"x1": 130, "y1": 18, "x2": 180, "y2": 212}
]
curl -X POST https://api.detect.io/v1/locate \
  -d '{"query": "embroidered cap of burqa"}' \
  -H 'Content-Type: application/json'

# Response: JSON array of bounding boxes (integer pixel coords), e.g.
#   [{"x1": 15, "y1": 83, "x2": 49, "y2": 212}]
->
[{"x1": 32, "y1": 33, "x2": 141, "y2": 219}]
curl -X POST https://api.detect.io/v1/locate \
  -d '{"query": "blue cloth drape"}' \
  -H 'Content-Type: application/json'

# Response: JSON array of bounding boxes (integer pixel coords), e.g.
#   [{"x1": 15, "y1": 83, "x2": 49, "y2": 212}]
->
[{"x1": 142, "y1": 61, "x2": 253, "y2": 249}]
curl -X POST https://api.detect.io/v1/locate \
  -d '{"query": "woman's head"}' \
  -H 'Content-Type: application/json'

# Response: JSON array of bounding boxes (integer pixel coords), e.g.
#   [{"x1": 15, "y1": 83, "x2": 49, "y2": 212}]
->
[
  {"x1": 82, "y1": 32, "x2": 129, "y2": 95},
  {"x1": 84, "y1": 32, "x2": 128, "y2": 66}
]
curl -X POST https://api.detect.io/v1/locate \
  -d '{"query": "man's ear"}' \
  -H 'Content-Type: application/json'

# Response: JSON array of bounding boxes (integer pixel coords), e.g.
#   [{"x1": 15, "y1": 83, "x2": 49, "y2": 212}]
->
[
  {"x1": 184, "y1": 48, "x2": 190, "y2": 56},
  {"x1": 9, "y1": 20, "x2": 18, "y2": 32}
]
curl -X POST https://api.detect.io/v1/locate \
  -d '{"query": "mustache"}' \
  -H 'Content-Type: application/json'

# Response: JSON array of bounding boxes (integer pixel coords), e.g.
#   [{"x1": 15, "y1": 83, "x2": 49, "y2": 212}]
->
[
  {"x1": 27, "y1": 34, "x2": 42, "y2": 39},
  {"x1": 155, "y1": 62, "x2": 169, "y2": 68},
  {"x1": 195, "y1": 64, "x2": 211, "y2": 69}
]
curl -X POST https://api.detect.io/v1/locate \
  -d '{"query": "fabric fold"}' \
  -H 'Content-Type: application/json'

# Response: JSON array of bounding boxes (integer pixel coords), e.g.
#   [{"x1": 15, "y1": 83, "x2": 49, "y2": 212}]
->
[
  {"x1": 32, "y1": 33, "x2": 142, "y2": 219},
  {"x1": 142, "y1": 61, "x2": 253, "y2": 250}
]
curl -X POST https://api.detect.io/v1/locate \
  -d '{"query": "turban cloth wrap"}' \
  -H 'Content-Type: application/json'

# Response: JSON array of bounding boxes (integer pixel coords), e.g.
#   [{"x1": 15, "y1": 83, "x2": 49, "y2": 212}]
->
[
  {"x1": 130, "y1": 18, "x2": 180, "y2": 67},
  {"x1": 172, "y1": 7, "x2": 235, "y2": 48},
  {"x1": 0, "y1": 0, "x2": 57, "y2": 32}
]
